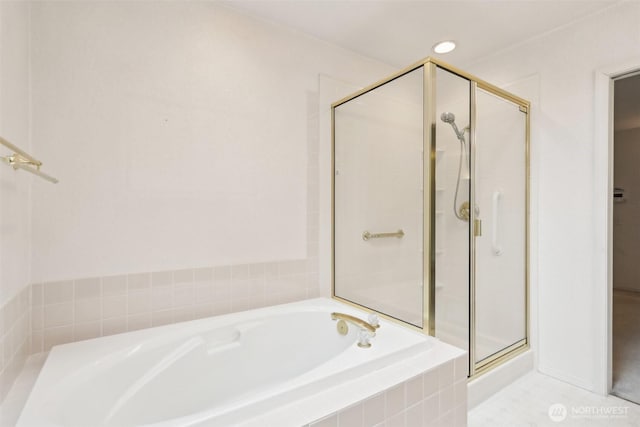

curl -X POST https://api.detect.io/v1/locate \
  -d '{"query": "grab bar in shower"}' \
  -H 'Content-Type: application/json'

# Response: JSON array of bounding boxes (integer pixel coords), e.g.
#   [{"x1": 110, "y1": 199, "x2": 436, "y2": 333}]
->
[
  {"x1": 492, "y1": 191, "x2": 502, "y2": 255},
  {"x1": 362, "y1": 229, "x2": 404, "y2": 241},
  {"x1": 0, "y1": 136, "x2": 58, "y2": 183}
]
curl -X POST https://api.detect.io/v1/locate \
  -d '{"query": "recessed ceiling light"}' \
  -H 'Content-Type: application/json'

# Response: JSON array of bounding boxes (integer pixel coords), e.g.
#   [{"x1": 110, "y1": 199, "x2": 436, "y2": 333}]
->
[{"x1": 433, "y1": 40, "x2": 456, "y2": 54}]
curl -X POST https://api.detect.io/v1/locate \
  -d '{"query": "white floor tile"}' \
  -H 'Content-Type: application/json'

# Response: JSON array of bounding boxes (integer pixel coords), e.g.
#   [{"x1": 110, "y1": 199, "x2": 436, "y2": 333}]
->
[{"x1": 469, "y1": 372, "x2": 640, "y2": 427}]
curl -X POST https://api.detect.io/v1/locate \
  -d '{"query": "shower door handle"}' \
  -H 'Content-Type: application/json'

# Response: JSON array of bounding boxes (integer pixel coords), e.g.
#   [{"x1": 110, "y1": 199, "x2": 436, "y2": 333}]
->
[{"x1": 492, "y1": 191, "x2": 503, "y2": 255}]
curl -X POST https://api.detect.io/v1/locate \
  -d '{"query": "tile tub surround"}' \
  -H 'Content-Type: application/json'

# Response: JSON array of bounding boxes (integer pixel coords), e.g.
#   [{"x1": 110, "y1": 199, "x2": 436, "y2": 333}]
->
[
  {"x1": 31, "y1": 259, "x2": 319, "y2": 353},
  {"x1": 0, "y1": 287, "x2": 31, "y2": 404},
  {"x1": 282, "y1": 352, "x2": 467, "y2": 427},
  {"x1": 0, "y1": 353, "x2": 47, "y2": 427},
  {"x1": 299, "y1": 354, "x2": 468, "y2": 427},
  {"x1": 5, "y1": 351, "x2": 468, "y2": 427}
]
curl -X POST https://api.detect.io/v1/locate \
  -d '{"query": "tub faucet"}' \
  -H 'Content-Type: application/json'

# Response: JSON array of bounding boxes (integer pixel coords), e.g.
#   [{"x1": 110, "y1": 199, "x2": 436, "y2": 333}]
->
[{"x1": 331, "y1": 312, "x2": 379, "y2": 348}]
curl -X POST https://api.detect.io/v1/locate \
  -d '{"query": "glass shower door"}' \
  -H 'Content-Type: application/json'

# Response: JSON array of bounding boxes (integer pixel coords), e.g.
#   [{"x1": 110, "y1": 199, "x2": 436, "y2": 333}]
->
[{"x1": 473, "y1": 88, "x2": 527, "y2": 367}]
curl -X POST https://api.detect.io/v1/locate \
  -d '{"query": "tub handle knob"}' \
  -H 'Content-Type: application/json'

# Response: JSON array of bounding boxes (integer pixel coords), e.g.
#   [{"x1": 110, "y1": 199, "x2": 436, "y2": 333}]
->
[
  {"x1": 358, "y1": 330, "x2": 372, "y2": 348},
  {"x1": 368, "y1": 313, "x2": 380, "y2": 329}
]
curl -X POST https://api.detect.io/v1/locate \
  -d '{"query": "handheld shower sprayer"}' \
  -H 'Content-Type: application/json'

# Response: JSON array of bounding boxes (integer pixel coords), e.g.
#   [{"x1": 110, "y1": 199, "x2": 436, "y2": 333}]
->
[
  {"x1": 440, "y1": 112, "x2": 466, "y2": 142},
  {"x1": 440, "y1": 112, "x2": 472, "y2": 222}
]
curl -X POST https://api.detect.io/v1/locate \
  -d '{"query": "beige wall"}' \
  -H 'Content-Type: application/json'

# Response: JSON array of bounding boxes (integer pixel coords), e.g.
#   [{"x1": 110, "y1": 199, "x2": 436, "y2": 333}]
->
[
  {"x1": 29, "y1": 1, "x2": 393, "y2": 284},
  {"x1": 0, "y1": 0, "x2": 32, "y2": 403},
  {"x1": 0, "y1": 0, "x2": 31, "y2": 307},
  {"x1": 19, "y1": 0, "x2": 397, "y2": 353}
]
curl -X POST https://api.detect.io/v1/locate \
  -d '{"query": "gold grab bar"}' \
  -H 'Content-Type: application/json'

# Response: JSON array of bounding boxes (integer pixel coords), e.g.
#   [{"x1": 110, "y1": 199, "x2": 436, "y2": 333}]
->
[
  {"x1": 362, "y1": 229, "x2": 404, "y2": 241},
  {"x1": 0, "y1": 136, "x2": 58, "y2": 184}
]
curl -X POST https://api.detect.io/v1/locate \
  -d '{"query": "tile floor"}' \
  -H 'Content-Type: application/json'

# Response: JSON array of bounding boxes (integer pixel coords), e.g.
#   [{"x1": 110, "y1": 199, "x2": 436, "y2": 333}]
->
[
  {"x1": 612, "y1": 289, "x2": 640, "y2": 404},
  {"x1": 469, "y1": 372, "x2": 640, "y2": 427}
]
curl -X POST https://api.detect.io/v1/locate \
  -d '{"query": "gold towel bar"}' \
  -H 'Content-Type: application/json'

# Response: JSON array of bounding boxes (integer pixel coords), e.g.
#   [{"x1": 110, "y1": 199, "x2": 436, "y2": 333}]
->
[
  {"x1": 0, "y1": 136, "x2": 58, "y2": 183},
  {"x1": 362, "y1": 229, "x2": 405, "y2": 241}
]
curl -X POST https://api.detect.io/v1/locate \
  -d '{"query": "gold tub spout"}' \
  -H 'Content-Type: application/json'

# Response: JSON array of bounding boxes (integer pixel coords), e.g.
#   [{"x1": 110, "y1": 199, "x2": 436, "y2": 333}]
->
[{"x1": 330, "y1": 312, "x2": 377, "y2": 333}]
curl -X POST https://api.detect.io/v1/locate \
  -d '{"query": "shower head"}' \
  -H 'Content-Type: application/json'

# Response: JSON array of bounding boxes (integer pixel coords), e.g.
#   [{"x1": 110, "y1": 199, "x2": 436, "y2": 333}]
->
[
  {"x1": 440, "y1": 112, "x2": 456, "y2": 124},
  {"x1": 440, "y1": 111, "x2": 466, "y2": 142}
]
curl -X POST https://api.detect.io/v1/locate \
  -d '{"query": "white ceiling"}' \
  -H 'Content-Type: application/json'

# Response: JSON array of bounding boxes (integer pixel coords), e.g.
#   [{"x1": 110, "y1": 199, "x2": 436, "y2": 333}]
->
[
  {"x1": 224, "y1": 1, "x2": 640, "y2": 129},
  {"x1": 223, "y1": 0, "x2": 616, "y2": 67}
]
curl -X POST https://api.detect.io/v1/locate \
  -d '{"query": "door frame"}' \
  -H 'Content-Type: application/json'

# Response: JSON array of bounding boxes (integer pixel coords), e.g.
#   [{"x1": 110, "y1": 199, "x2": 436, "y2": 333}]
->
[{"x1": 594, "y1": 57, "x2": 640, "y2": 395}]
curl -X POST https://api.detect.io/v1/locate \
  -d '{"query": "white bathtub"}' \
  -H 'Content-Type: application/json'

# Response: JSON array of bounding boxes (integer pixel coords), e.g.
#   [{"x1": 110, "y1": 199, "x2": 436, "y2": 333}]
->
[{"x1": 18, "y1": 298, "x2": 450, "y2": 426}]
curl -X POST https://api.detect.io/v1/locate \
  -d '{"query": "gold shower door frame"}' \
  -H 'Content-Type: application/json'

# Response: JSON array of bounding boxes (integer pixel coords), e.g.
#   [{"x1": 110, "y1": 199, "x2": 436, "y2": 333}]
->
[{"x1": 331, "y1": 57, "x2": 530, "y2": 379}]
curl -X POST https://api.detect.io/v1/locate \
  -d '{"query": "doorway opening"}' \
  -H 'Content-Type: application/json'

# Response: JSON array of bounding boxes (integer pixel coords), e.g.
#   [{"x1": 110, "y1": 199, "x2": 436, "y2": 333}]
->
[{"x1": 611, "y1": 72, "x2": 640, "y2": 404}]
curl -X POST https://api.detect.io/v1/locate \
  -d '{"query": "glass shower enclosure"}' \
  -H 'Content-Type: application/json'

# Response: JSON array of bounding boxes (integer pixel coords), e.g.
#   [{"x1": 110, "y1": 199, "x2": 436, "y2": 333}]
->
[{"x1": 332, "y1": 58, "x2": 529, "y2": 378}]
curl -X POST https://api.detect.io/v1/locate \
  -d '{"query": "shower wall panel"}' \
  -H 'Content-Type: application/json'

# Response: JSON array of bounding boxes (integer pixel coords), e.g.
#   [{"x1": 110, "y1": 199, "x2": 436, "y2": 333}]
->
[{"x1": 334, "y1": 68, "x2": 424, "y2": 327}]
